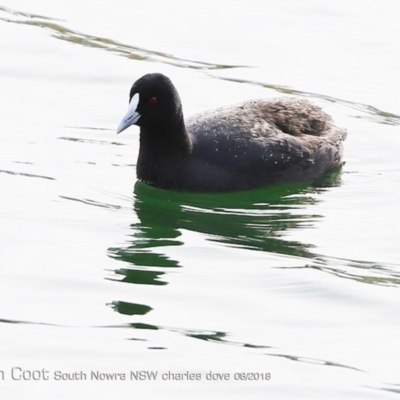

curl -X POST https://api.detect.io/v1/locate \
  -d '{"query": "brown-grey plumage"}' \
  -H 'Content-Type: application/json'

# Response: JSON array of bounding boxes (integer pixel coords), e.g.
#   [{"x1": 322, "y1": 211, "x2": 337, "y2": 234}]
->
[{"x1": 117, "y1": 73, "x2": 347, "y2": 192}]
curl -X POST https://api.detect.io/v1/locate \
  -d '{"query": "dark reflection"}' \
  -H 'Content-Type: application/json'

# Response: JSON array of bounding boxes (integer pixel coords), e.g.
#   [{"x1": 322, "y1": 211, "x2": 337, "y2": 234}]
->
[
  {"x1": 108, "y1": 301, "x2": 152, "y2": 316},
  {"x1": 107, "y1": 177, "x2": 330, "y2": 291},
  {"x1": 108, "y1": 199, "x2": 185, "y2": 285},
  {"x1": 111, "y1": 267, "x2": 168, "y2": 286},
  {"x1": 106, "y1": 176, "x2": 330, "y2": 337},
  {"x1": 129, "y1": 178, "x2": 326, "y2": 257}
]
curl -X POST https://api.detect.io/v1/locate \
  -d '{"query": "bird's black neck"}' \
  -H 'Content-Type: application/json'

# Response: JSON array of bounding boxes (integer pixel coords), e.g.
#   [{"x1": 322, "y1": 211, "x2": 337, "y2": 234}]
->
[{"x1": 136, "y1": 116, "x2": 192, "y2": 188}]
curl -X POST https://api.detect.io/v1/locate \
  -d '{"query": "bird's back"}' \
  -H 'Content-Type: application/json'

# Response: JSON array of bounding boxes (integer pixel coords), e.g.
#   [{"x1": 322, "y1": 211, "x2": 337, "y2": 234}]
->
[{"x1": 186, "y1": 98, "x2": 347, "y2": 187}]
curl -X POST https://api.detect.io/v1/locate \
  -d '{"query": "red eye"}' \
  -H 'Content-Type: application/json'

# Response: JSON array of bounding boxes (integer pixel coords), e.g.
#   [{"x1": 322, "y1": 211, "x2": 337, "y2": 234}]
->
[{"x1": 149, "y1": 97, "x2": 157, "y2": 105}]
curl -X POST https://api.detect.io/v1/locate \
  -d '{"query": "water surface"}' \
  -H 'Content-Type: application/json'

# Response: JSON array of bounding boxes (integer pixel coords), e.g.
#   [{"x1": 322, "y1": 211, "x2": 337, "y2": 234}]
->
[{"x1": 1, "y1": 1, "x2": 400, "y2": 399}]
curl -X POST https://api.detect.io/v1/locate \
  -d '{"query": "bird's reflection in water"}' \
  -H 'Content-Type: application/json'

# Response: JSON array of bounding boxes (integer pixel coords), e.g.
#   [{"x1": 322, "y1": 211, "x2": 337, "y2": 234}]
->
[
  {"x1": 108, "y1": 174, "x2": 336, "y2": 285},
  {"x1": 107, "y1": 169, "x2": 397, "y2": 349}
]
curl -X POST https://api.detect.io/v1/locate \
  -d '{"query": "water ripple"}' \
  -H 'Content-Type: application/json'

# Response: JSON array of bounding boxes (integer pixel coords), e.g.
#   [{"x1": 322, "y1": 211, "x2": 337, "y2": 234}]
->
[
  {"x1": 103, "y1": 320, "x2": 271, "y2": 350},
  {"x1": 60, "y1": 195, "x2": 122, "y2": 210},
  {"x1": 304, "y1": 256, "x2": 400, "y2": 287},
  {"x1": 210, "y1": 75, "x2": 400, "y2": 126},
  {"x1": 268, "y1": 353, "x2": 363, "y2": 372},
  {"x1": 0, "y1": 169, "x2": 55, "y2": 180},
  {"x1": 58, "y1": 136, "x2": 126, "y2": 146},
  {"x1": 0, "y1": 317, "x2": 58, "y2": 327},
  {"x1": 0, "y1": 5, "x2": 243, "y2": 71}
]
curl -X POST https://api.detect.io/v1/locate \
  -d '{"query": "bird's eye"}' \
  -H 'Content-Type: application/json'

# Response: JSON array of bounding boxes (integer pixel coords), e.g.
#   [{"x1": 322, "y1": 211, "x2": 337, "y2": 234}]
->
[{"x1": 149, "y1": 97, "x2": 157, "y2": 105}]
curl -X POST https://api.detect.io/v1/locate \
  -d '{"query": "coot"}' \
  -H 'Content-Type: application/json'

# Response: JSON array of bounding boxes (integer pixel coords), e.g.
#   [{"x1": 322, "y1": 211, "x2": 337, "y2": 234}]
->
[{"x1": 117, "y1": 73, "x2": 346, "y2": 192}]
